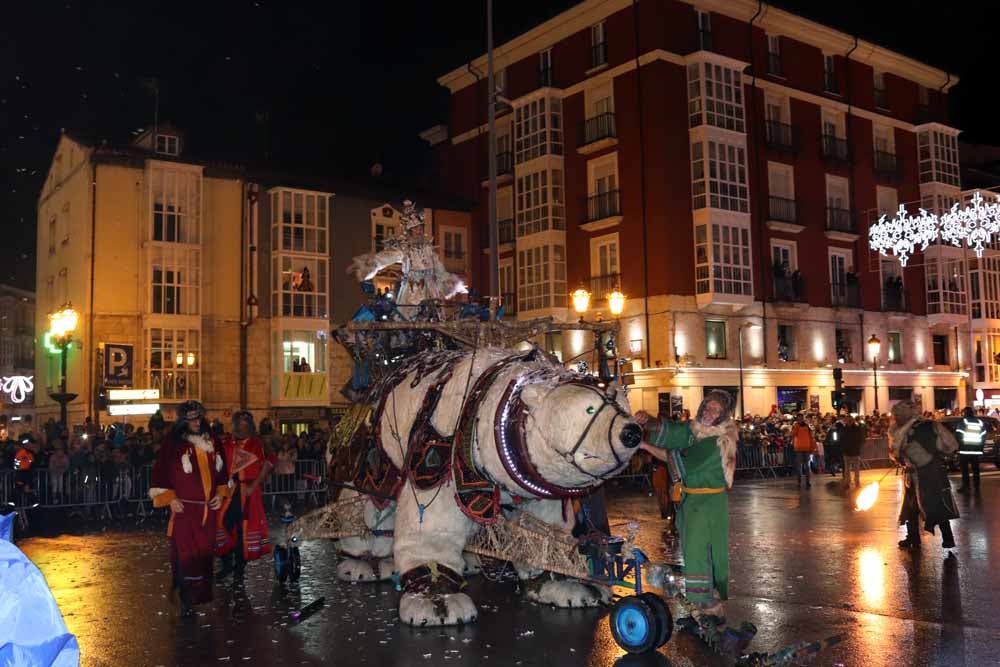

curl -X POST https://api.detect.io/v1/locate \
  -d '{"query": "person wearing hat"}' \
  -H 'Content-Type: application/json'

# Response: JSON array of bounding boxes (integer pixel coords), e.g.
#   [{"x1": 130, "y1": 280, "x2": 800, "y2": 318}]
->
[
  {"x1": 148, "y1": 401, "x2": 230, "y2": 615},
  {"x1": 635, "y1": 390, "x2": 738, "y2": 622},
  {"x1": 216, "y1": 411, "x2": 275, "y2": 578}
]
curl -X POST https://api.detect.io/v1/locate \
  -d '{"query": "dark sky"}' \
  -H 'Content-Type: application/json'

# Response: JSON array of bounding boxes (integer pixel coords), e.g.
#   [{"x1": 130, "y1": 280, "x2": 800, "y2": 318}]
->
[{"x1": 2, "y1": 1, "x2": 996, "y2": 293}]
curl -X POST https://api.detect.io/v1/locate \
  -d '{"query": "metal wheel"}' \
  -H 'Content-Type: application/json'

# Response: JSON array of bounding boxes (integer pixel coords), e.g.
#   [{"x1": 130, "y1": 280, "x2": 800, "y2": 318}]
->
[
  {"x1": 640, "y1": 592, "x2": 673, "y2": 647},
  {"x1": 609, "y1": 595, "x2": 659, "y2": 654}
]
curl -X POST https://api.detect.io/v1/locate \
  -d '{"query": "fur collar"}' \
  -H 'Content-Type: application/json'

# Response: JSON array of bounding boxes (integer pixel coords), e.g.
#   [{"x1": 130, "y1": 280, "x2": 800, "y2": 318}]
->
[
  {"x1": 184, "y1": 433, "x2": 215, "y2": 453},
  {"x1": 690, "y1": 419, "x2": 738, "y2": 489}
]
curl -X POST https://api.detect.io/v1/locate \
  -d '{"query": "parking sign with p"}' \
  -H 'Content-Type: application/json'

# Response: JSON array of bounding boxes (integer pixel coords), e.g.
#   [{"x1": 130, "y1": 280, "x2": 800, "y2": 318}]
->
[{"x1": 103, "y1": 344, "x2": 134, "y2": 387}]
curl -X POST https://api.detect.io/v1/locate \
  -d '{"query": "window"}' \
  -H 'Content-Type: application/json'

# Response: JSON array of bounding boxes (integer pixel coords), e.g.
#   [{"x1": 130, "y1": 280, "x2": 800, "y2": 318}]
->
[
  {"x1": 48, "y1": 217, "x2": 56, "y2": 254},
  {"x1": 590, "y1": 22, "x2": 607, "y2": 67},
  {"x1": 829, "y1": 249, "x2": 854, "y2": 305},
  {"x1": 705, "y1": 320, "x2": 726, "y2": 359},
  {"x1": 495, "y1": 68, "x2": 507, "y2": 98},
  {"x1": 918, "y1": 130, "x2": 960, "y2": 186},
  {"x1": 515, "y1": 168, "x2": 564, "y2": 237},
  {"x1": 823, "y1": 54, "x2": 837, "y2": 92},
  {"x1": 539, "y1": 49, "x2": 553, "y2": 86},
  {"x1": 155, "y1": 134, "x2": 179, "y2": 156},
  {"x1": 766, "y1": 34, "x2": 782, "y2": 75},
  {"x1": 876, "y1": 186, "x2": 898, "y2": 218},
  {"x1": 587, "y1": 154, "x2": 619, "y2": 220},
  {"x1": 590, "y1": 233, "x2": 620, "y2": 292},
  {"x1": 770, "y1": 240, "x2": 796, "y2": 271},
  {"x1": 59, "y1": 203, "x2": 70, "y2": 245},
  {"x1": 271, "y1": 189, "x2": 329, "y2": 254},
  {"x1": 695, "y1": 223, "x2": 753, "y2": 296},
  {"x1": 873, "y1": 125, "x2": 893, "y2": 155},
  {"x1": 767, "y1": 161, "x2": 794, "y2": 199},
  {"x1": 822, "y1": 109, "x2": 845, "y2": 140},
  {"x1": 146, "y1": 327, "x2": 200, "y2": 401},
  {"x1": 517, "y1": 244, "x2": 566, "y2": 312},
  {"x1": 926, "y1": 257, "x2": 966, "y2": 316},
  {"x1": 278, "y1": 330, "x2": 327, "y2": 373},
  {"x1": 151, "y1": 245, "x2": 200, "y2": 315},
  {"x1": 691, "y1": 139, "x2": 748, "y2": 213},
  {"x1": 442, "y1": 227, "x2": 467, "y2": 262},
  {"x1": 835, "y1": 329, "x2": 854, "y2": 363},
  {"x1": 499, "y1": 259, "x2": 516, "y2": 313},
  {"x1": 513, "y1": 95, "x2": 563, "y2": 164},
  {"x1": 687, "y1": 62, "x2": 744, "y2": 132},
  {"x1": 920, "y1": 191, "x2": 959, "y2": 216},
  {"x1": 826, "y1": 175, "x2": 849, "y2": 210},
  {"x1": 151, "y1": 166, "x2": 201, "y2": 244},
  {"x1": 887, "y1": 331, "x2": 903, "y2": 363},
  {"x1": 374, "y1": 222, "x2": 397, "y2": 251},
  {"x1": 932, "y1": 334, "x2": 949, "y2": 365},
  {"x1": 777, "y1": 324, "x2": 796, "y2": 361},
  {"x1": 57, "y1": 268, "x2": 68, "y2": 304},
  {"x1": 873, "y1": 70, "x2": 888, "y2": 108},
  {"x1": 697, "y1": 10, "x2": 712, "y2": 50},
  {"x1": 272, "y1": 255, "x2": 329, "y2": 319}
]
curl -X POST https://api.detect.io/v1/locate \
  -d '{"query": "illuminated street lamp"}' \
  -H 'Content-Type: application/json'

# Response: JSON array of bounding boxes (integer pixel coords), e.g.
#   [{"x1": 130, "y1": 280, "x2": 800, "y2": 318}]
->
[
  {"x1": 571, "y1": 288, "x2": 591, "y2": 317},
  {"x1": 608, "y1": 290, "x2": 626, "y2": 317},
  {"x1": 868, "y1": 334, "x2": 881, "y2": 412},
  {"x1": 47, "y1": 303, "x2": 79, "y2": 429}
]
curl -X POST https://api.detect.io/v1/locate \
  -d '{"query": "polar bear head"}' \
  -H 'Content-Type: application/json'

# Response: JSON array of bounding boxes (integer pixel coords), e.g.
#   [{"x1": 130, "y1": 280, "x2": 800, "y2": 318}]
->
[{"x1": 495, "y1": 376, "x2": 641, "y2": 497}]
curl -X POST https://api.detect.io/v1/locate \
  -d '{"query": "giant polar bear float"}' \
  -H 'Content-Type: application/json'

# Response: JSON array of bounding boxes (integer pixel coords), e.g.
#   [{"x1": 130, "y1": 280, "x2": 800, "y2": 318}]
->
[{"x1": 325, "y1": 346, "x2": 643, "y2": 627}]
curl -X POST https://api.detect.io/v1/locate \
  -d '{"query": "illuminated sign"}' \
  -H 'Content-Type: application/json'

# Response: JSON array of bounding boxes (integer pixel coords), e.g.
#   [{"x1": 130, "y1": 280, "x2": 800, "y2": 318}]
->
[
  {"x1": 108, "y1": 389, "x2": 160, "y2": 401},
  {"x1": 108, "y1": 403, "x2": 160, "y2": 416},
  {"x1": 1, "y1": 376, "x2": 33, "y2": 404},
  {"x1": 42, "y1": 332, "x2": 61, "y2": 355}
]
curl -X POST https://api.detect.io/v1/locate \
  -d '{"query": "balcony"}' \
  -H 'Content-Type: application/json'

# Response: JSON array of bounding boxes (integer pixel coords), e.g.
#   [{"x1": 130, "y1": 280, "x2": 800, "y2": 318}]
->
[
  {"x1": 590, "y1": 42, "x2": 608, "y2": 70},
  {"x1": 590, "y1": 273, "x2": 621, "y2": 299},
  {"x1": 766, "y1": 195, "x2": 803, "y2": 233},
  {"x1": 481, "y1": 150, "x2": 513, "y2": 187},
  {"x1": 823, "y1": 71, "x2": 837, "y2": 94},
  {"x1": 501, "y1": 291, "x2": 517, "y2": 316},
  {"x1": 764, "y1": 120, "x2": 798, "y2": 153},
  {"x1": 773, "y1": 273, "x2": 807, "y2": 304},
  {"x1": 767, "y1": 52, "x2": 782, "y2": 76},
  {"x1": 581, "y1": 189, "x2": 622, "y2": 231},
  {"x1": 578, "y1": 112, "x2": 617, "y2": 154},
  {"x1": 874, "y1": 150, "x2": 901, "y2": 181},
  {"x1": 275, "y1": 371, "x2": 328, "y2": 403},
  {"x1": 825, "y1": 206, "x2": 859, "y2": 241},
  {"x1": 882, "y1": 284, "x2": 908, "y2": 313},
  {"x1": 831, "y1": 281, "x2": 862, "y2": 308},
  {"x1": 539, "y1": 67, "x2": 553, "y2": 88},
  {"x1": 874, "y1": 87, "x2": 889, "y2": 110},
  {"x1": 821, "y1": 134, "x2": 850, "y2": 165}
]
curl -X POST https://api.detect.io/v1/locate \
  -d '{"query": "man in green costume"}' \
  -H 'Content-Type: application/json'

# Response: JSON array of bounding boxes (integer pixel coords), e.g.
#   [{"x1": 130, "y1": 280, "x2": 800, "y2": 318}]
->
[{"x1": 635, "y1": 390, "x2": 737, "y2": 621}]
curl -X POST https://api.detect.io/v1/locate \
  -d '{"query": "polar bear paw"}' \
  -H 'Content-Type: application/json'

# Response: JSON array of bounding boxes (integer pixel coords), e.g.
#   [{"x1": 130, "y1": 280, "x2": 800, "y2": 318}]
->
[
  {"x1": 462, "y1": 552, "x2": 482, "y2": 577},
  {"x1": 525, "y1": 578, "x2": 612, "y2": 608},
  {"x1": 337, "y1": 556, "x2": 396, "y2": 582},
  {"x1": 400, "y1": 591, "x2": 478, "y2": 626}
]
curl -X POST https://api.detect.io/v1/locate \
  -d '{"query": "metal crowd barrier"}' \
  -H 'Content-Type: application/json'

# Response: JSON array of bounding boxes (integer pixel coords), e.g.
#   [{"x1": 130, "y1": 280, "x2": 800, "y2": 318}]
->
[
  {"x1": 859, "y1": 437, "x2": 892, "y2": 469},
  {"x1": 263, "y1": 458, "x2": 328, "y2": 508}
]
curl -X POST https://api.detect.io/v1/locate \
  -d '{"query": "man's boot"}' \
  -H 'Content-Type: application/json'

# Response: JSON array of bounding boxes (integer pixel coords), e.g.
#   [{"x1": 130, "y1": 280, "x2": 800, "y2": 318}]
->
[
  {"x1": 899, "y1": 519, "x2": 921, "y2": 549},
  {"x1": 940, "y1": 521, "x2": 956, "y2": 549}
]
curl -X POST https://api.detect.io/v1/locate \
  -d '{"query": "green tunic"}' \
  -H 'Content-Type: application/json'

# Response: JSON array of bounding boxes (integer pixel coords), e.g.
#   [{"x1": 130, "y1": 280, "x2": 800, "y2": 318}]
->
[{"x1": 651, "y1": 420, "x2": 730, "y2": 604}]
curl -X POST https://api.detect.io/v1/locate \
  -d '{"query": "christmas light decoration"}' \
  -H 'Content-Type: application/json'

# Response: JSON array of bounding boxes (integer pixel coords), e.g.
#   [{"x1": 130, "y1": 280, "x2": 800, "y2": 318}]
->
[{"x1": 0, "y1": 376, "x2": 34, "y2": 404}]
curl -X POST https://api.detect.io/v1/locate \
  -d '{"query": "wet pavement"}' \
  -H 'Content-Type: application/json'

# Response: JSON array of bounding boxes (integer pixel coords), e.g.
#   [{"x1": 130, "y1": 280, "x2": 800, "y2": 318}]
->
[{"x1": 17, "y1": 468, "x2": 1000, "y2": 667}]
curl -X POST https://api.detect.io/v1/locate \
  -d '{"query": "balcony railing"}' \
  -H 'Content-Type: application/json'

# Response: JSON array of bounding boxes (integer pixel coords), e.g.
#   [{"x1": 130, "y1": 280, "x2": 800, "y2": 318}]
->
[
  {"x1": 767, "y1": 52, "x2": 782, "y2": 76},
  {"x1": 821, "y1": 134, "x2": 850, "y2": 163},
  {"x1": 278, "y1": 291, "x2": 328, "y2": 319},
  {"x1": 482, "y1": 150, "x2": 512, "y2": 179},
  {"x1": 583, "y1": 189, "x2": 621, "y2": 224},
  {"x1": 882, "y1": 285, "x2": 908, "y2": 312},
  {"x1": 874, "y1": 87, "x2": 889, "y2": 109},
  {"x1": 764, "y1": 120, "x2": 797, "y2": 152},
  {"x1": 831, "y1": 282, "x2": 862, "y2": 308},
  {"x1": 773, "y1": 274, "x2": 806, "y2": 303},
  {"x1": 539, "y1": 66, "x2": 553, "y2": 87},
  {"x1": 823, "y1": 71, "x2": 837, "y2": 93},
  {"x1": 277, "y1": 371, "x2": 328, "y2": 402},
  {"x1": 590, "y1": 273, "x2": 621, "y2": 298},
  {"x1": 501, "y1": 291, "x2": 517, "y2": 316},
  {"x1": 768, "y1": 196, "x2": 797, "y2": 223},
  {"x1": 591, "y1": 42, "x2": 607, "y2": 68},
  {"x1": 580, "y1": 112, "x2": 616, "y2": 146},
  {"x1": 498, "y1": 218, "x2": 514, "y2": 245},
  {"x1": 826, "y1": 206, "x2": 857, "y2": 234},
  {"x1": 874, "y1": 150, "x2": 900, "y2": 178}
]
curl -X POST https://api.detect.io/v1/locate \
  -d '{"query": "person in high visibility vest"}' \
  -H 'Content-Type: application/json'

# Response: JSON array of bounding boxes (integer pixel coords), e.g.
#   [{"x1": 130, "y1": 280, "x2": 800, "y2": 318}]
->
[
  {"x1": 13, "y1": 434, "x2": 37, "y2": 503},
  {"x1": 956, "y1": 407, "x2": 984, "y2": 493}
]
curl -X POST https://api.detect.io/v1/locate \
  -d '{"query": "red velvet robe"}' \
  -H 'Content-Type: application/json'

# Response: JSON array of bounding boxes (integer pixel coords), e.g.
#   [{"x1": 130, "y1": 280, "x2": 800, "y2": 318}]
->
[
  {"x1": 215, "y1": 435, "x2": 275, "y2": 561},
  {"x1": 150, "y1": 431, "x2": 229, "y2": 605}
]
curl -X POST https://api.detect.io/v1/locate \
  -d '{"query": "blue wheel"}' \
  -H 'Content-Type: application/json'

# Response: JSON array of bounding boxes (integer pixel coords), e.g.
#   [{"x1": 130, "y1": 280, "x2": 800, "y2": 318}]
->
[
  {"x1": 274, "y1": 546, "x2": 290, "y2": 582},
  {"x1": 609, "y1": 596, "x2": 659, "y2": 654},
  {"x1": 640, "y1": 592, "x2": 673, "y2": 647}
]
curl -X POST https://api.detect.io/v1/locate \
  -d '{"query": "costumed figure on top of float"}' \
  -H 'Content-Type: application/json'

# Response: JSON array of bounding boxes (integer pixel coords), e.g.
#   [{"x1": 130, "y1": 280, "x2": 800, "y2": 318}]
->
[
  {"x1": 636, "y1": 390, "x2": 738, "y2": 623},
  {"x1": 149, "y1": 401, "x2": 229, "y2": 615},
  {"x1": 348, "y1": 200, "x2": 467, "y2": 317},
  {"x1": 216, "y1": 410, "x2": 275, "y2": 578},
  {"x1": 889, "y1": 400, "x2": 959, "y2": 550}
]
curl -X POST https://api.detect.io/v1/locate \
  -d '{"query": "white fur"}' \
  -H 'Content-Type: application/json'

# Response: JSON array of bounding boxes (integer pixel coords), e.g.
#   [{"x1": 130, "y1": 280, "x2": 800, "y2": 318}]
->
[
  {"x1": 185, "y1": 433, "x2": 214, "y2": 453},
  {"x1": 337, "y1": 556, "x2": 396, "y2": 582},
  {"x1": 399, "y1": 592, "x2": 477, "y2": 627},
  {"x1": 181, "y1": 453, "x2": 192, "y2": 474},
  {"x1": 525, "y1": 578, "x2": 611, "y2": 608}
]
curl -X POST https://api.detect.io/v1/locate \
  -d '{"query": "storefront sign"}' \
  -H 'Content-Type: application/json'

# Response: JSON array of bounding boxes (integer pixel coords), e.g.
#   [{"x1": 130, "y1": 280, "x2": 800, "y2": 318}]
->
[
  {"x1": 103, "y1": 343, "x2": 134, "y2": 387},
  {"x1": 108, "y1": 403, "x2": 160, "y2": 416},
  {"x1": 1, "y1": 376, "x2": 33, "y2": 404},
  {"x1": 108, "y1": 388, "x2": 159, "y2": 401}
]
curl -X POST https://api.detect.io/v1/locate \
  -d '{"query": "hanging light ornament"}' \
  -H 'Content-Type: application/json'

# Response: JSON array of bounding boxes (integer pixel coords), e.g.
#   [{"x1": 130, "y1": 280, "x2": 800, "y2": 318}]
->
[
  {"x1": 938, "y1": 191, "x2": 1000, "y2": 257},
  {"x1": 868, "y1": 204, "x2": 939, "y2": 267}
]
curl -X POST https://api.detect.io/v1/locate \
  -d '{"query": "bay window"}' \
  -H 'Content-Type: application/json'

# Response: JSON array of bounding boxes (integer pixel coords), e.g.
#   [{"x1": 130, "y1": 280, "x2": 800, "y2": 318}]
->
[
  {"x1": 516, "y1": 168, "x2": 565, "y2": 237},
  {"x1": 517, "y1": 244, "x2": 567, "y2": 312},
  {"x1": 687, "y1": 61, "x2": 745, "y2": 132},
  {"x1": 146, "y1": 327, "x2": 200, "y2": 401},
  {"x1": 691, "y1": 139, "x2": 749, "y2": 213}
]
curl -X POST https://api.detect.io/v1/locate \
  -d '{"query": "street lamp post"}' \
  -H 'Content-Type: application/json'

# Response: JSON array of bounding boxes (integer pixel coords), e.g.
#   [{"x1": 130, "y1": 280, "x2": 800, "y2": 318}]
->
[
  {"x1": 48, "y1": 304, "x2": 80, "y2": 430},
  {"x1": 868, "y1": 334, "x2": 881, "y2": 413}
]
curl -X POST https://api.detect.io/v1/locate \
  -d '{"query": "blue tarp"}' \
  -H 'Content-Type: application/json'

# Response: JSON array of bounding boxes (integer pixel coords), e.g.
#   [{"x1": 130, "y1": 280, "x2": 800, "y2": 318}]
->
[{"x1": 0, "y1": 515, "x2": 80, "y2": 667}]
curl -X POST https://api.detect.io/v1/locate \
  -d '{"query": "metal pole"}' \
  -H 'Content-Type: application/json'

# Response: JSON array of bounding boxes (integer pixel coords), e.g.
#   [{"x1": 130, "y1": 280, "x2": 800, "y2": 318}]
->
[
  {"x1": 486, "y1": 0, "x2": 499, "y2": 303},
  {"x1": 962, "y1": 242, "x2": 976, "y2": 408},
  {"x1": 60, "y1": 342, "x2": 69, "y2": 428},
  {"x1": 872, "y1": 355, "x2": 879, "y2": 412},
  {"x1": 738, "y1": 325, "x2": 746, "y2": 419}
]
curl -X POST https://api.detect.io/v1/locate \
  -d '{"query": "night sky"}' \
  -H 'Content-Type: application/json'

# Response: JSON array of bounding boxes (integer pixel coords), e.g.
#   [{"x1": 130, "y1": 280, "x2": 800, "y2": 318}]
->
[{"x1": 2, "y1": 1, "x2": 996, "y2": 293}]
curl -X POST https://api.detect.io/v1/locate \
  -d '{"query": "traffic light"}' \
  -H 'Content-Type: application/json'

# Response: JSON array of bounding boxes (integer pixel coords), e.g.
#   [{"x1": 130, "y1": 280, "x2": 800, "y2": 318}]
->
[{"x1": 832, "y1": 368, "x2": 844, "y2": 410}]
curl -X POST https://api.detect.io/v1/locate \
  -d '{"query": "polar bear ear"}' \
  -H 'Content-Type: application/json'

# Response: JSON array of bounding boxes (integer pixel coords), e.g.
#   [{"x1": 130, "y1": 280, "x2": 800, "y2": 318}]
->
[{"x1": 520, "y1": 384, "x2": 545, "y2": 409}]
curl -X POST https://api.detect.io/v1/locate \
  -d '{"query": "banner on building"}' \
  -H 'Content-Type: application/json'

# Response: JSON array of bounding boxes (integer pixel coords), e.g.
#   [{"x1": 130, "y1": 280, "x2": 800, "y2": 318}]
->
[{"x1": 103, "y1": 344, "x2": 134, "y2": 387}]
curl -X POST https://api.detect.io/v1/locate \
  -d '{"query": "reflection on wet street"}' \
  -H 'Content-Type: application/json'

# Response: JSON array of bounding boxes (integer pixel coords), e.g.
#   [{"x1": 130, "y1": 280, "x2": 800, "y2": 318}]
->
[{"x1": 18, "y1": 469, "x2": 1000, "y2": 666}]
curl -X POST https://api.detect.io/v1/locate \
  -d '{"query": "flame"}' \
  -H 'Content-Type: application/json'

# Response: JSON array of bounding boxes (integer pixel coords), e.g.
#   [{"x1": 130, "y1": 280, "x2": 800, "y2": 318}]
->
[{"x1": 855, "y1": 481, "x2": 880, "y2": 511}]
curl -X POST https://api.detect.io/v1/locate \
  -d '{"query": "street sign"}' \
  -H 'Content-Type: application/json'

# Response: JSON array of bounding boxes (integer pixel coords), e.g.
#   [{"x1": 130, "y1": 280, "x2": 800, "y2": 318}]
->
[
  {"x1": 108, "y1": 403, "x2": 160, "y2": 416},
  {"x1": 108, "y1": 388, "x2": 160, "y2": 401},
  {"x1": 103, "y1": 344, "x2": 134, "y2": 387}
]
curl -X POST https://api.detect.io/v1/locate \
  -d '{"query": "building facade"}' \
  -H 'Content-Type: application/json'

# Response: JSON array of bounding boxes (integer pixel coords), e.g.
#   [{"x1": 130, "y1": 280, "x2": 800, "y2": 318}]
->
[
  {"x1": 35, "y1": 130, "x2": 471, "y2": 431},
  {"x1": 431, "y1": 0, "x2": 971, "y2": 416},
  {"x1": 0, "y1": 285, "x2": 35, "y2": 430}
]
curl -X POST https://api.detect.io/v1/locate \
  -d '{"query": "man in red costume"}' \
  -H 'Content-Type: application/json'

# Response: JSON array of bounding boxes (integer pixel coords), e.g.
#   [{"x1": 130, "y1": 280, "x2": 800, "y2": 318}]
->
[
  {"x1": 216, "y1": 410, "x2": 274, "y2": 578},
  {"x1": 149, "y1": 401, "x2": 229, "y2": 615}
]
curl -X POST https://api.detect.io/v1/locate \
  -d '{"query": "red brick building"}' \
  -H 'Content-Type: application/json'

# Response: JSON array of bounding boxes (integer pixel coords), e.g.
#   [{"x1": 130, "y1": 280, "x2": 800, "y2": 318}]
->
[{"x1": 426, "y1": 0, "x2": 970, "y2": 416}]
